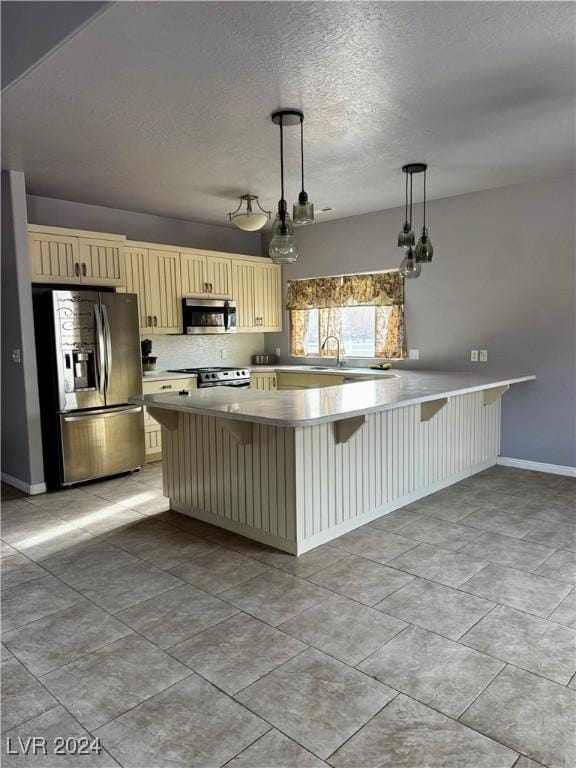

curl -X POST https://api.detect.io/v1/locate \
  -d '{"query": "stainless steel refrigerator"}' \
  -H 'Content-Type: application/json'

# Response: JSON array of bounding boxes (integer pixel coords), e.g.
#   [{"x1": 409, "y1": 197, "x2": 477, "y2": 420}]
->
[{"x1": 35, "y1": 289, "x2": 145, "y2": 487}]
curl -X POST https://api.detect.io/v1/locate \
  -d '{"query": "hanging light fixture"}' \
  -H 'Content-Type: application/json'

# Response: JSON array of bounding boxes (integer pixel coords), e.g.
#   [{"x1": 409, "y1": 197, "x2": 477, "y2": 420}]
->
[
  {"x1": 397, "y1": 170, "x2": 415, "y2": 247},
  {"x1": 399, "y1": 246, "x2": 422, "y2": 279},
  {"x1": 228, "y1": 194, "x2": 271, "y2": 231},
  {"x1": 292, "y1": 113, "x2": 314, "y2": 225},
  {"x1": 269, "y1": 109, "x2": 302, "y2": 263},
  {"x1": 397, "y1": 163, "x2": 433, "y2": 277},
  {"x1": 415, "y1": 166, "x2": 434, "y2": 263}
]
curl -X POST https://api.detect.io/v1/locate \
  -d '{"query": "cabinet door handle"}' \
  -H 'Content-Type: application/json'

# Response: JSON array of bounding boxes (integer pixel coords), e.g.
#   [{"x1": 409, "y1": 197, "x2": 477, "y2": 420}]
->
[
  {"x1": 74, "y1": 262, "x2": 80, "y2": 277},
  {"x1": 147, "y1": 315, "x2": 152, "y2": 327},
  {"x1": 81, "y1": 262, "x2": 87, "y2": 277},
  {"x1": 153, "y1": 315, "x2": 158, "y2": 327},
  {"x1": 161, "y1": 384, "x2": 173, "y2": 390},
  {"x1": 203, "y1": 282, "x2": 208, "y2": 293},
  {"x1": 209, "y1": 283, "x2": 213, "y2": 293}
]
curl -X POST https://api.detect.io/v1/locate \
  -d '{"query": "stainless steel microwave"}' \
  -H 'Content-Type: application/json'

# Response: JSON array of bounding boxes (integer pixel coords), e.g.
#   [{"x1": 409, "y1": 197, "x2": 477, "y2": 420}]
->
[{"x1": 182, "y1": 298, "x2": 237, "y2": 334}]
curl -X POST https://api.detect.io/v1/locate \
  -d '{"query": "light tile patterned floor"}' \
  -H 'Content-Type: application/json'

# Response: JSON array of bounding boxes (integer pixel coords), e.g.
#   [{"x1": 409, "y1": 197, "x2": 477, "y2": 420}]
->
[{"x1": 1, "y1": 465, "x2": 575, "y2": 767}]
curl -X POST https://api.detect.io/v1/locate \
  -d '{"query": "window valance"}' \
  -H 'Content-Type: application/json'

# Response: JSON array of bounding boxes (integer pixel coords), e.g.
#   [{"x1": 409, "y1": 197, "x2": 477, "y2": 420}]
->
[{"x1": 286, "y1": 271, "x2": 404, "y2": 310}]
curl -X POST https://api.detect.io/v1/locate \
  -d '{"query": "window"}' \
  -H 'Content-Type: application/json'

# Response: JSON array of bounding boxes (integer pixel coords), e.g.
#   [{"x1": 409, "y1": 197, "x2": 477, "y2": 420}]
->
[{"x1": 287, "y1": 271, "x2": 406, "y2": 360}]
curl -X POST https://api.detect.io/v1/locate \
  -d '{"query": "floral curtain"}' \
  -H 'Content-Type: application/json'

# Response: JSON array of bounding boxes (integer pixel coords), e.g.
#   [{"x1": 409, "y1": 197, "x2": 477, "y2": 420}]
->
[
  {"x1": 319, "y1": 308, "x2": 344, "y2": 356},
  {"x1": 286, "y1": 271, "x2": 404, "y2": 310},
  {"x1": 375, "y1": 305, "x2": 407, "y2": 359},
  {"x1": 288, "y1": 270, "x2": 406, "y2": 359},
  {"x1": 290, "y1": 310, "x2": 311, "y2": 356}
]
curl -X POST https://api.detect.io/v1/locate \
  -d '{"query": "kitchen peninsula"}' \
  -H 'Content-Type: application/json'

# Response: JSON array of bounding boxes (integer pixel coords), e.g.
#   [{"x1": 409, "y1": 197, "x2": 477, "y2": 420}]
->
[{"x1": 132, "y1": 370, "x2": 535, "y2": 555}]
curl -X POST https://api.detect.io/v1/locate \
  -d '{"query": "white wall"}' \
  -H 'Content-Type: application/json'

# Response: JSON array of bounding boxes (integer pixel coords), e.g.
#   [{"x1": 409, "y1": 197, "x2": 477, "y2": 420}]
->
[{"x1": 266, "y1": 176, "x2": 576, "y2": 469}]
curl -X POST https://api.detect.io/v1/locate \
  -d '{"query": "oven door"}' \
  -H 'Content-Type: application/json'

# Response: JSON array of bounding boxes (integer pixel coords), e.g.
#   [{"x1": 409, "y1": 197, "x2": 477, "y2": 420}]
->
[
  {"x1": 199, "y1": 380, "x2": 251, "y2": 389},
  {"x1": 183, "y1": 298, "x2": 237, "y2": 334}
]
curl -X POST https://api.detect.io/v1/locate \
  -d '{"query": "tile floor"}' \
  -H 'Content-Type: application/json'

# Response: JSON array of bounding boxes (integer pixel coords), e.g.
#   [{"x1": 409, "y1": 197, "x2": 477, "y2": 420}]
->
[{"x1": 1, "y1": 465, "x2": 575, "y2": 767}]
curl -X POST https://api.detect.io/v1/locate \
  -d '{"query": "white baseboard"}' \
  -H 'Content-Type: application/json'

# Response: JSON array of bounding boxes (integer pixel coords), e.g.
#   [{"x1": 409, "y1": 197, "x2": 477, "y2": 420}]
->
[
  {"x1": 1, "y1": 472, "x2": 47, "y2": 496},
  {"x1": 497, "y1": 457, "x2": 576, "y2": 478}
]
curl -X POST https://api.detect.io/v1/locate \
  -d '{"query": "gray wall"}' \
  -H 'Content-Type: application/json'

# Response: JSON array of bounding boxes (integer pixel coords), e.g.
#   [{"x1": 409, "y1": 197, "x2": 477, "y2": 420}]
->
[
  {"x1": 1, "y1": 171, "x2": 45, "y2": 489},
  {"x1": 266, "y1": 176, "x2": 576, "y2": 468},
  {"x1": 27, "y1": 195, "x2": 263, "y2": 256}
]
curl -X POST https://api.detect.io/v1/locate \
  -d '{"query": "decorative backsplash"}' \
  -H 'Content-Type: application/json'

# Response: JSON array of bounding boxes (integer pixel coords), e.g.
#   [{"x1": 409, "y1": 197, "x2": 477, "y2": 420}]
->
[{"x1": 143, "y1": 333, "x2": 266, "y2": 370}]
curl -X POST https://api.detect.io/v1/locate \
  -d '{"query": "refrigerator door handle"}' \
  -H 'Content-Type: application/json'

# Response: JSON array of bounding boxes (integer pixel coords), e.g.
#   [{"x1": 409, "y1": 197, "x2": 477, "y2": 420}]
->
[
  {"x1": 62, "y1": 406, "x2": 143, "y2": 422},
  {"x1": 94, "y1": 304, "x2": 106, "y2": 394},
  {"x1": 101, "y1": 303, "x2": 113, "y2": 395}
]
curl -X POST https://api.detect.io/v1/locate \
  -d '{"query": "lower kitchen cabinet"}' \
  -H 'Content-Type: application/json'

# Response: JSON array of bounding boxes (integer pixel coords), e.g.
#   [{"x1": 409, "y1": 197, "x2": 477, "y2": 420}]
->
[
  {"x1": 142, "y1": 377, "x2": 197, "y2": 460},
  {"x1": 250, "y1": 371, "x2": 277, "y2": 391}
]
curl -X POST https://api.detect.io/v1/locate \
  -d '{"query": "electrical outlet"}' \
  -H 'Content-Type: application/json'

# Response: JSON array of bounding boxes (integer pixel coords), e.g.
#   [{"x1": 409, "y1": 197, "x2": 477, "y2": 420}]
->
[
  {"x1": 470, "y1": 350, "x2": 479, "y2": 362},
  {"x1": 275, "y1": 348, "x2": 281, "y2": 357},
  {"x1": 11, "y1": 349, "x2": 21, "y2": 364},
  {"x1": 220, "y1": 349, "x2": 227, "y2": 360},
  {"x1": 479, "y1": 349, "x2": 488, "y2": 362},
  {"x1": 409, "y1": 349, "x2": 420, "y2": 360}
]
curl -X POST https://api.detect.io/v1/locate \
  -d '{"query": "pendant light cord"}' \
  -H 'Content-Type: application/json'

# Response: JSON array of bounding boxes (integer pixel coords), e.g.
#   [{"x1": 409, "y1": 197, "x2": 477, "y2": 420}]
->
[
  {"x1": 300, "y1": 118, "x2": 305, "y2": 193},
  {"x1": 279, "y1": 117, "x2": 286, "y2": 224},
  {"x1": 409, "y1": 172, "x2": 413, "y2": 230},
  {"x1": 404, "y1": 171, "x2": 408, "y2": 223},
  {"x1": 423, "y1": 168, "x2": 427, "y2": 230}
]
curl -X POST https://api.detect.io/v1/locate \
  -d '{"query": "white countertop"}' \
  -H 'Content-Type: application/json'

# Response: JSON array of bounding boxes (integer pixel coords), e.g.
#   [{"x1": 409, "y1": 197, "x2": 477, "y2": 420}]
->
[{"x1": 132, "y1": 370, "x2": 535, "y2": 427}]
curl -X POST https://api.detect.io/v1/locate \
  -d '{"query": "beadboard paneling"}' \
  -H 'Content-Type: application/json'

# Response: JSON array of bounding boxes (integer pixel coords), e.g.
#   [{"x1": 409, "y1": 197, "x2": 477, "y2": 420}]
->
[{"x1": 163, "y1": 391, "x2": 501, "y2": 553}]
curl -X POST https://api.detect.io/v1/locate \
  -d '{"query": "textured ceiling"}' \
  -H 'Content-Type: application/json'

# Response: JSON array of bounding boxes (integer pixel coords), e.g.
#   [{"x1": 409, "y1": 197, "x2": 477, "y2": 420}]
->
[{"x1": 2, "y1": 1, "x2": 575, "y2": 226}]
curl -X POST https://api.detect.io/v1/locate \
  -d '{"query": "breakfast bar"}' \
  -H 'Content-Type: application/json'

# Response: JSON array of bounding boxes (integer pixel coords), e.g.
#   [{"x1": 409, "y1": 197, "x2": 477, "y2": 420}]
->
[{"x1": 132, "y1": 370, "x2": 534, "y2": 555}]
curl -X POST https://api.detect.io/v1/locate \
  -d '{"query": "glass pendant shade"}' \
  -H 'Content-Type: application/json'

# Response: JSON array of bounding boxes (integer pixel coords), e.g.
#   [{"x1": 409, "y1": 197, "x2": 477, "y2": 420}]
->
[
  {"x1": 293, "y1": 192, "x2": 314, "y2": 225},
  {"x1": 269, "y1": 211, "x2": 298, "y2": 263},
  {"x1": 399, "y1": 247, "x2": 422, "y2": 279},
  {"x1": 397, "y1": 223, "x2": 415, "y2": 247},
  {"x1": 415, "y1": 228, "x2": 434, "y2": 263}
]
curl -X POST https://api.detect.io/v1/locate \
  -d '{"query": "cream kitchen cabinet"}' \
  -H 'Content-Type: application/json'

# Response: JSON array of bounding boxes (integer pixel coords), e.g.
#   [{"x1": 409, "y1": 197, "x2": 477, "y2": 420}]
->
[
  {"x1": 181, "y1": 251, "x2": 232, "y2": 298},
  {"x1": 142, "y1": 376, "x2": 197, "y2": 460},
  {"x1": 232, "y1": 259, "x2": 282, "y2": 332},
  {"x1": 124, "y1": 243, "x2": 182, "y2": 334},
  {"x1": 250, "y1": 371, "x2": 277, "y2": 391},
  {"x1": 28, "y1": 226, "x2": 125, "y2": 286},
  {"x1": 275, "y1": 371, "x2": 346, "y2": 390}
]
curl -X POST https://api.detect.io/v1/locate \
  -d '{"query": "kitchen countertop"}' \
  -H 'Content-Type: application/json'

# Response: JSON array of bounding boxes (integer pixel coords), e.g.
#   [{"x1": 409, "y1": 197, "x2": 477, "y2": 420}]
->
[{"x1": 132, "y1": 369, "x2": 535, "y2": 428}]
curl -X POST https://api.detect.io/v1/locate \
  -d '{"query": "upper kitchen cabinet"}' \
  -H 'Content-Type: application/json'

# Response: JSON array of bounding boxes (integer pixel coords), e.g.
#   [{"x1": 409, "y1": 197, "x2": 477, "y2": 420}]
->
[
  {"x1": 232, "y1": 259, "x2": 282, "y2": 332},
  {"x1": 28, "y1": 225, "x2": 126, "y2": 286},
  {"x1": 124, "y1": 243, "x2": 182, "y2": 334},
  {"x1": 181, "y1": 251, "x2": 232, "y2": 298}
]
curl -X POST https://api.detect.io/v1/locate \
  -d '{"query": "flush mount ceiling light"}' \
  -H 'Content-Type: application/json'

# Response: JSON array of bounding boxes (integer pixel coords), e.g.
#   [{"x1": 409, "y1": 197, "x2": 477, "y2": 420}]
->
[
  {"x1": 397, "y1": 163, "x2": 434, "y2": 277},
  {"x1": 228, "y1": 194, "x2": 271, "y2": 231}
]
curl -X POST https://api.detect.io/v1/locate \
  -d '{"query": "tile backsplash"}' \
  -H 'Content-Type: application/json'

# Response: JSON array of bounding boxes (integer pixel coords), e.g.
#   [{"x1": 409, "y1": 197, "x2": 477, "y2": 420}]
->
[{"x1": 143, "y1": 333, "x2": 266, "y2": 370}]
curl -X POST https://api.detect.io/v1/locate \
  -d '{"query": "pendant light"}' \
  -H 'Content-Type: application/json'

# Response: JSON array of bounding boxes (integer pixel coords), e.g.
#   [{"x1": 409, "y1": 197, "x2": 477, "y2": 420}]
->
[
  {"x1": 415, "y1": 166, "x2": 434, "y2": 263},
  {"x1": 397, "y1": 170, "x2": 415, "y2": 247},
  {"x1": 228, "y1": 194, "x2": 271, "y2": 231},
  {"x1": 269, "y1": 109, "x2": 300, "y2": 263},
  {"x1": 397, "y1": 163, "x2": 433, "y2": 277},
  {"x1": 399, "y1": 246, "x2": 422, "y2": 279},
  {"x1": 292, "y1": 114, "x2": 314, "y2": 225}
]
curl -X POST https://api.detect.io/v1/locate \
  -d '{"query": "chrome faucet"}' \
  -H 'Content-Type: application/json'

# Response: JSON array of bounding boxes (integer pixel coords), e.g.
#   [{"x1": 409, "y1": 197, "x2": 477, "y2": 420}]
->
[{"x1": 321, "y1": 335, "x2": 345, "y2": 367}]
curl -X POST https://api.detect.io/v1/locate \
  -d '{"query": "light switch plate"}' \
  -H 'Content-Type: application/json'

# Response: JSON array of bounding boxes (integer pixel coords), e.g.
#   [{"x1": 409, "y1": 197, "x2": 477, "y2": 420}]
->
[
  {"x1": 220, "y1": 349, "x2": 227, "y2": 359},
  {"x1": 275, "y1": 348, "x2": 281, "y2": 357},
  {"x1": 470, "y1": 350, "x2": 479, "y2": 362},
  {"x1": 479, "y1": 349, "x2": 488, "y2": 362},
  {"x1": 409, "y1": 349, "x2": 420, "y2": 360}
]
